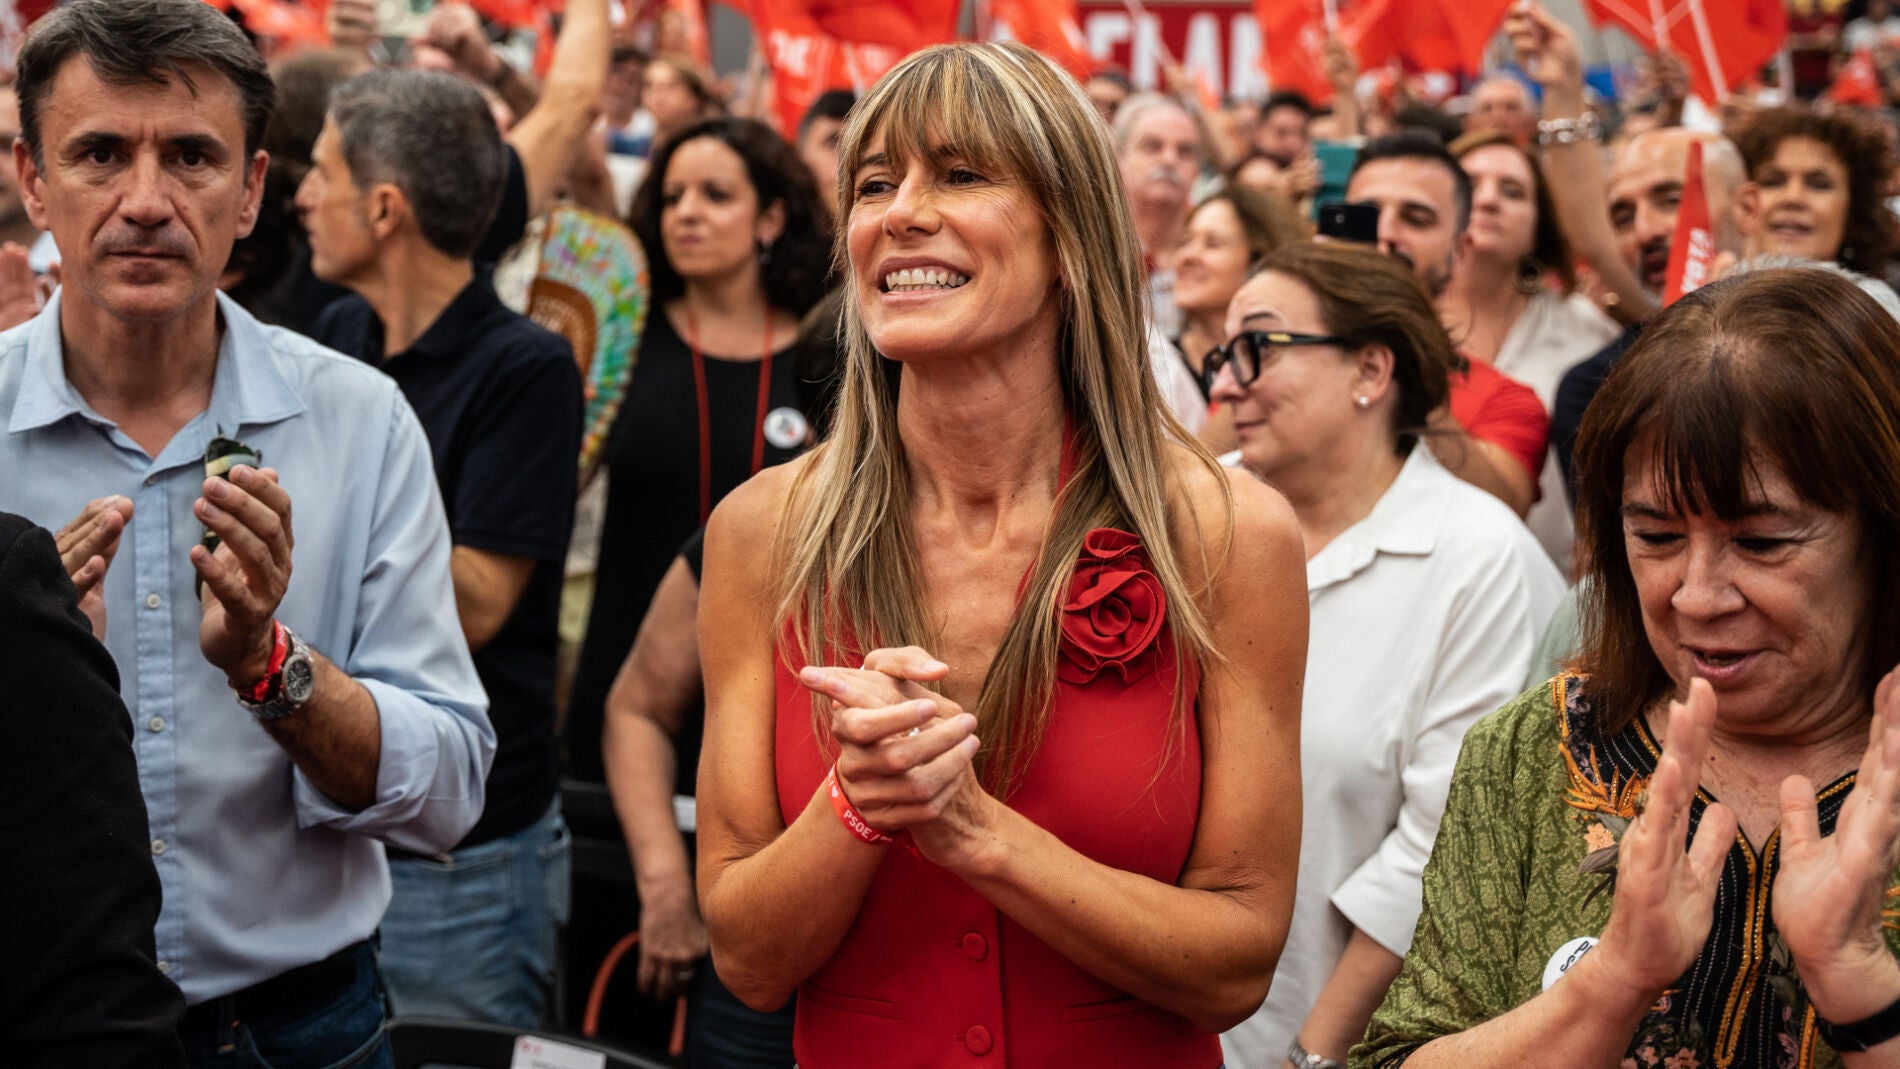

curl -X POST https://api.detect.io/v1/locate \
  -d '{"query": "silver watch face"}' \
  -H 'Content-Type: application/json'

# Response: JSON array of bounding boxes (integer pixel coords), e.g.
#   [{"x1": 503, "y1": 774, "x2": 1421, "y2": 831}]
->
[{"x1": 282, "y1": 649, "x2": 316, "y2": 705}]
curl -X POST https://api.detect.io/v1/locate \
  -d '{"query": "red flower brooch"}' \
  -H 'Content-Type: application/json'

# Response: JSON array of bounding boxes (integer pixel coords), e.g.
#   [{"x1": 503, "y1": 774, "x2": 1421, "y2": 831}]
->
[{"x1": 1057, "y1": 528, "x2": 1167, "y2": 685}]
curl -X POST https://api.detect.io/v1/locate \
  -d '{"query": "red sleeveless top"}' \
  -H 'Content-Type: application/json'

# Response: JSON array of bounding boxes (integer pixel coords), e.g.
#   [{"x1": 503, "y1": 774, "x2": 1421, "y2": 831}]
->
[{"x1": 772, "y1": 528, "x2": 1222, "y2": 1068}]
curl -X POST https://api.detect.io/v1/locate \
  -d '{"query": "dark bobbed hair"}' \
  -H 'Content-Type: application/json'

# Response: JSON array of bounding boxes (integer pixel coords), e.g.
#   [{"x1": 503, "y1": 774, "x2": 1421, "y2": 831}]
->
[
  {"x1": 329, "y1": 70, "x2": 506, "y2": 259},
  {"x1": 629, "y1": 117, "x2": 832, "y2": 316},
  {"x1": 1253, "y1": 241, "x2": 1455, "y2": 453},
  {"x1": 1351, "y1": 128, "x2": 1473, "y2": 233},
  {"x1": 1449, "y1": 128, "x2": 1577, "y2": 292},
  {"x1": 1573, "y1": 268, "x2": 1900, "y2": 734},
  {"x1": 1733, "y1": 103, "x2": 1900, "y2": 277},
  {"x1": 1187, "y1": 183, "x2": 1311, "y2": 264},
  {"x1": 17, "y1": 0, "x2": 275, "y2": 167}
]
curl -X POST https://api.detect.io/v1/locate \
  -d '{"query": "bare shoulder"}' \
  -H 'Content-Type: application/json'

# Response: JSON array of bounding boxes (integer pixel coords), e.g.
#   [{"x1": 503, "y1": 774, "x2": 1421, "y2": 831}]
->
[
  {"x1": 1161, "y1": 445, "x2": 1302, "y2": 591},
  {"x1": 704, "y1": 450, "x2": 819, "y2": 577}
]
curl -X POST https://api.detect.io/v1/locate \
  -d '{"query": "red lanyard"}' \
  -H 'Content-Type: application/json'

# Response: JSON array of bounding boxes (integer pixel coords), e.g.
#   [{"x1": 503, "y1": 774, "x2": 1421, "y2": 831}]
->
[{"x1": 685, "y1": 306, "x2": 775, "y2": 525}]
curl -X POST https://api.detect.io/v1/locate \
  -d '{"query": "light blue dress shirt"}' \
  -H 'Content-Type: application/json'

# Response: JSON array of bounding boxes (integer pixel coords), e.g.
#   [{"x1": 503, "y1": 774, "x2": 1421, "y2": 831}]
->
[{"x1": 0, "y1": 291, "x2": 494, "y2": 1005}]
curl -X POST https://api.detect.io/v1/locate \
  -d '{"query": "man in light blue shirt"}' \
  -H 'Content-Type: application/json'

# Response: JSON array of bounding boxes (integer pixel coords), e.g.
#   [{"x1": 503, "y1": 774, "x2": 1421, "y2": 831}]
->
[{"x1": 0, "y1": 3, "x2": 491, "y2": 1065}]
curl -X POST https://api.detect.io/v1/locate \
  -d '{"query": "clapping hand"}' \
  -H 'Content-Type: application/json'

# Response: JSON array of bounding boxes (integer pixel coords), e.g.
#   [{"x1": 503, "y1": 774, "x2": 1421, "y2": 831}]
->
[
  {"x1": 798, "y1": 647, "x2": 985, "y2": 862},
  {"x1": 191, "y1": 466, "x2": 294, "y2": 689},
  {"x1": 55, "y1": 495, "x2": 134, "y2": 639},
  {"x1": 1774, "y1": 667, "x2": 1900, "y2": 1026},
  {"x1": 1593, "y1": 680, "x2": 1741, "y2": 1005}
]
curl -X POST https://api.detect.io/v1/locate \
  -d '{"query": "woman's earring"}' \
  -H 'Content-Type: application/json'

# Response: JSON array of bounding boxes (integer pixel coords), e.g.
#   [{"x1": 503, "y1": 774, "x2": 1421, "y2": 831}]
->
[
  {"x1": 1515, "y1": 256, "x2": 1545, "y2": 296},
  {"x1": 1354, "y1": 395, "x2": 1371, "y2": 409},
  {"x1": 758, "y1": 239, "x2": 775, "y2": 267}
]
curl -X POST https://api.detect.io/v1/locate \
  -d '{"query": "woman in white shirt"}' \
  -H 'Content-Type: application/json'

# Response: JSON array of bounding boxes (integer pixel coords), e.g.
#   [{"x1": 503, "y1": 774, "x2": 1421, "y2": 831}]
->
[{"x1": 1210, "y1": 242, "x2": 1565, "y2": 1069}]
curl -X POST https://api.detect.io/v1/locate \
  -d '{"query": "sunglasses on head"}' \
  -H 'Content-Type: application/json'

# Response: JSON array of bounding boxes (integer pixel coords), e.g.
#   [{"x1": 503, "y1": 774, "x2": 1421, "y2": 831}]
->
[{"x1": 1199, "y1": 329, "x2": 1352, "y2": 396}]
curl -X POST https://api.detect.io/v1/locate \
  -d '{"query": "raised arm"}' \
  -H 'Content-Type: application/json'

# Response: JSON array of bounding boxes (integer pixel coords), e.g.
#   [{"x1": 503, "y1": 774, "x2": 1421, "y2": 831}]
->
[
  {"x1": 505, "y1": 0, "x2": 610, "y2": 218},
  {"x1": 1505, "y1": 1, "x2": 1659, "y2": 325}
]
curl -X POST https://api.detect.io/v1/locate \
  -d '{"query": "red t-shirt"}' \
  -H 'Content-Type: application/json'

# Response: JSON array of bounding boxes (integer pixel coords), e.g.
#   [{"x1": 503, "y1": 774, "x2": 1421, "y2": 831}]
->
[{"x1": 1448, "y1": 358, "x2": 1549, "y2": 482}]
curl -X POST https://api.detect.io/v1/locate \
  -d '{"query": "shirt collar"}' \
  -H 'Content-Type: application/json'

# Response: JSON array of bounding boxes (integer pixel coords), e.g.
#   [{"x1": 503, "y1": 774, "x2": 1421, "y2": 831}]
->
[
  {"x1": 1307, "y1": 445, "x2": 1451, "y2": 592},
  {"x1": 393, "y1": 271, "x2": 500, "y2": 363},
  {"x1": 9, "y1": 289, "x2": 305, "y2": 440}
]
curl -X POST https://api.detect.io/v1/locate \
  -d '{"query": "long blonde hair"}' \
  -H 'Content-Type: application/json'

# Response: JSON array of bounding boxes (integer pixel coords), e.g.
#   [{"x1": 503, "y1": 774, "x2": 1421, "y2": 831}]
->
[{"x1": 774, "y1": 43, "x2": 1230, "y2": 795}]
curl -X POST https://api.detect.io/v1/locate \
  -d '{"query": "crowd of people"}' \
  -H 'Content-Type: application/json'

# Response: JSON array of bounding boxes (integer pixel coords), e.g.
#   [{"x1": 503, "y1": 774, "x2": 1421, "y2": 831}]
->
[{"x1": 6, "y1": 0, "x2": 1900, "y2": 1068}]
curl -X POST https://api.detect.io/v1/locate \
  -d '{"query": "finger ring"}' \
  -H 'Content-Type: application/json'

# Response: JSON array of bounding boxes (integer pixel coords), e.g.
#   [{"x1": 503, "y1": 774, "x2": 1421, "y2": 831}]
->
[
  {"x1": 676, "y1": 966, "x2": 696, "y2": 981},
  {"x1": 908, "y1": 726, "x2": 921, "y2": 737}
]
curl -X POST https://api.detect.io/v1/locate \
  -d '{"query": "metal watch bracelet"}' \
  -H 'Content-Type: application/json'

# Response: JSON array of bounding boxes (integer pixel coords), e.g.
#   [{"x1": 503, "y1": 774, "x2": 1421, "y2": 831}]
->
[
  {"x1": 1288, "y1": 1037, "x2": 1343, "y2": 1069},
  {"x1": 1537, "y1": 112, "x2": 1601, "y2": 147}
]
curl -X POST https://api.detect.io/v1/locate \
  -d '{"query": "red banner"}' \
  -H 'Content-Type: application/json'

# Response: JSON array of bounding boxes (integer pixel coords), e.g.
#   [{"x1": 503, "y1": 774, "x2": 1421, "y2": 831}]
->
[
  {"x1": 1582, "y1": 0, "x2": 1785, "y2": 102},
  {"x1": 1661, "y1": 140, "x2": 1711, "y2": 306}
]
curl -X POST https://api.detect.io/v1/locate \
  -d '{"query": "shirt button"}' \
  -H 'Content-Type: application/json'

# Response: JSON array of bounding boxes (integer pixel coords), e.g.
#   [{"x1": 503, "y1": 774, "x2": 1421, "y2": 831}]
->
[
  {"x1": 148, "y1": 716, "x2": 165, "y2": 732},
  {"x1": 157, "y1": 960, "x2": 171, "y2": 975},
  {"x1": 144, "y1": 475, "x2": 157, "y2": 487},
  {"x1": 963, "y1": 1025, "x2": 992, "y2": 1055},
  {"x1": 145, "y1": 593, "x2": 162, "y2": 609},
  {"x1": 961, "y1": 932, "x2": 988, "y2": 960},
  {"x1": 150, "y1": 838, "x2": 166, "y2": 855}
]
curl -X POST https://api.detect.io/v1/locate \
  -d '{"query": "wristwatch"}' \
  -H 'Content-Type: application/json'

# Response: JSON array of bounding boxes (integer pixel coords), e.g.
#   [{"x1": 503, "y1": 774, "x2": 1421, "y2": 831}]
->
[
  {"x1": 1817, "y1": 995, "x2": 1900, "y2": 1052},
  {"x1": 234, "y1": 622, "x2": 316, "y2": 721},
  {"x1": 1288, "y1": 1037, "x2": 1342, "y2": 1069}
]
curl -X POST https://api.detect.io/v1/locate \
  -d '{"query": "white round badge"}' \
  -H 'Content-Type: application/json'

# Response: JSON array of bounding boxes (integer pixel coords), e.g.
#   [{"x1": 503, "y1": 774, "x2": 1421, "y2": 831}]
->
[
  {"x1": 1542, "y1": 936, "x2": 1599, "y2": 991},
  {"x1": 764, "y1": 406, "x2": 810, "y2": 451}
]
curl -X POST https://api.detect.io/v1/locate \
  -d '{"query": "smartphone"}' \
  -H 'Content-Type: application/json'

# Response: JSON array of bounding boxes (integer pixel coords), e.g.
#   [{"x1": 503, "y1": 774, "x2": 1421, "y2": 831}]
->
[
  {"x1": 375, "y1": 0, "x2": 434, "y2": 38},
  {"x1": 1311, "y1": 140, "x2": 1360, "y2": 216},
  {"x1": 1317, "y1": 200, "x2": 1379, "y2": 245}
]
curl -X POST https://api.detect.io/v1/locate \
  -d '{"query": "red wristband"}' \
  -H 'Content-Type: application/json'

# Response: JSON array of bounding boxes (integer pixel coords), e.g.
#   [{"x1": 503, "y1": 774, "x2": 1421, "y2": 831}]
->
[
  {"x1": 245, "y1": 621, "x2": 289, "y2": 703},
  {"x1": 825, "y1": 764, "x2": 893, "y2": 845}
]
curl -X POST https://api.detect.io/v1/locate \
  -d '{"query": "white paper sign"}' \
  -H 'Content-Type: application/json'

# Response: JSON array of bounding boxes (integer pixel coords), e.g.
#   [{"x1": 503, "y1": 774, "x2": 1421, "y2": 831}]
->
[{"x1": 511, "y1": 1036, "x2": 607, "y2": 1069}]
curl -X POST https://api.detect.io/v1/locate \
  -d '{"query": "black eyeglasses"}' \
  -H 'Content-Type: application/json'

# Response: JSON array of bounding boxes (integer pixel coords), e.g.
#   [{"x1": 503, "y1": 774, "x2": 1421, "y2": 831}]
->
[{"x1": 1200, "y1": 329, "x2": 1351, "y2": 395}]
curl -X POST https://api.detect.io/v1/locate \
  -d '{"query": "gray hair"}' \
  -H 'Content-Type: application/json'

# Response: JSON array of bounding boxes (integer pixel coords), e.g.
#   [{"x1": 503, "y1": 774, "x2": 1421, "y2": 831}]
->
[
  {"x1": 17, "y1": 0, "x2": 275, "y2": 168},
  {"x1": 1112, "y1": 91, "x2": 1202, "y2": 158},
  {"x1": 328, "y1": 69, "x2": 505, "y2": 259}
]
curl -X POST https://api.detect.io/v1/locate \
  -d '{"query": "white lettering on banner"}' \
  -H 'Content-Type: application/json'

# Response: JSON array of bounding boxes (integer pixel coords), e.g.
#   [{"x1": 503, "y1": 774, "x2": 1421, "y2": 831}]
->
[
  {"x1": 1079, "y1": 8, "x2": 1266, "y2": 101},
  {"x1": 1682, "y1": 228, "x2": 1714, "y2": 294}
]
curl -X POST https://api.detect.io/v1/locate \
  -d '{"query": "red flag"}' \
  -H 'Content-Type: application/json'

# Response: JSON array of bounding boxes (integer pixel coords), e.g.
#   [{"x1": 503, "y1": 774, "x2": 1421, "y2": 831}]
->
[
  {"x1": 1582, "y1": 0, "x2": 1786, "y2": 102},
  {"x1": 991, "y1": 0, "x2": 1092, "y2": 81},
  {"x1": 1832, "y1": 48, "x2": 1883, "y2": 106},
  {"x1": 1254, "y1": 0, "x2": 1336, "y2": 104},
  {"x1": 202, "y1": 0, "x2": 329, "y2": 45},
  {"x1": 1661, "y1": 141, "x2": 1712, "y2": 306},
  {"x1": 1341, "y1": 0, "x2": 1513, "y2": 76},
  {"x1": 801, "y1": 0, "x2": 959, "y2": 51}
]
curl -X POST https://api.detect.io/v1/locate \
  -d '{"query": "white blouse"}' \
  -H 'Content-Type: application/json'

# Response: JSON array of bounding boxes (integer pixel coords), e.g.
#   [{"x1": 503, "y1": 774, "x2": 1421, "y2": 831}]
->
[{"x1": 1223, "y1": 446, "x2": 1566, "y2": 1068}]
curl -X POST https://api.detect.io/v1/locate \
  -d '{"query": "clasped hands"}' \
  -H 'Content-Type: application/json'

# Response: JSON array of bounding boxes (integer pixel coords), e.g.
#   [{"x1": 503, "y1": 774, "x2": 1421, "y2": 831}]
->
[
  {"x1": 56, "y1": 465, "x2": 294, "y2": 690},
  {"x1": 798, "y1": 646, "x2": 990, "y2": 866},
  {"x1": 1592, "y1": 673, "x2": 1900, "y2": 1028}
]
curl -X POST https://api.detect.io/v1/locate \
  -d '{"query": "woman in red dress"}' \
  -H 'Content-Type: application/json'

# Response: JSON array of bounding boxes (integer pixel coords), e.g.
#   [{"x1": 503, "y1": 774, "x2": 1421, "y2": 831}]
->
[{"x1": 695, "y1": 43, "x2": 1307, "y2": 1068}]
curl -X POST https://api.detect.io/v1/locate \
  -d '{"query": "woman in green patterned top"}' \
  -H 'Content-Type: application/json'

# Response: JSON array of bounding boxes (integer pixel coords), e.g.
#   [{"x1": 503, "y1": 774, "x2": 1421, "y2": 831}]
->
[{"x1": 1354, "y1": 267, "x2": 1900, "y2": 1069}]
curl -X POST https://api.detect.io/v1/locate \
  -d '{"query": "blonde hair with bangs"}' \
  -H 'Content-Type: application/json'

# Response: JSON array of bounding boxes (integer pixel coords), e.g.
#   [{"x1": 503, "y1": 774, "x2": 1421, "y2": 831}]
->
[{"x1": 774, "y1": 42, "x2": 1232, "y2": 796}]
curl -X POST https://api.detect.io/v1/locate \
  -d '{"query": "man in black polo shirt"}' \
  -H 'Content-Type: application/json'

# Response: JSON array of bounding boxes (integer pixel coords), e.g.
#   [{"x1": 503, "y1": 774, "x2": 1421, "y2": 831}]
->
[{"x1": 300, "y1": 68, "x2": 582, "y2": 1028}]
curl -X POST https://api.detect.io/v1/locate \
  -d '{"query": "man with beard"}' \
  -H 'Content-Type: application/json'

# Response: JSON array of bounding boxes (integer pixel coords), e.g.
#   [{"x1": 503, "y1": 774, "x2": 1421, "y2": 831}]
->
[
  {"x1": 1345, "y1": 131, "x2": 1548, "y2": 516},
  {"x1": 1550, "y1": 129, "x2": 1743, "y2": 494}
]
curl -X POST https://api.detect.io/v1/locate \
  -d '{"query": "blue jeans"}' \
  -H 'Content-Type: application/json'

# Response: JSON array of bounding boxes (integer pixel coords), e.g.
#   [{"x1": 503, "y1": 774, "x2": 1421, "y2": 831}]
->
[
  {"x1": 182, "y1": 942, "x2": 392, "y2": 1069},
  {"x1": 379, "y1": 799, "x2": 572, "y2": 1029}
]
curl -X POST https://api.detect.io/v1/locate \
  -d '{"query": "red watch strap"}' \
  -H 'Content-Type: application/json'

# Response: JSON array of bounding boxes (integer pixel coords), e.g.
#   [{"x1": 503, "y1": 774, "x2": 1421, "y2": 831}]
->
[{"x1": 246, "y1": 621, "x2": 289, "y2": 703}]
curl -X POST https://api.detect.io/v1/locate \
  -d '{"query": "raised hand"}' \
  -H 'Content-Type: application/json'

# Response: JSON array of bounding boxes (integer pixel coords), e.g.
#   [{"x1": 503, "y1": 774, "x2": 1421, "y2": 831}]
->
[
  {"x1": 421, "y1": 2, "x2": 504, "y2": 84},
  {"x1": 191, "y1": 465, "x2": 294, "y2": 688},
  {"x1": 1593, "y1": 680, "x2": 1740, "y2": 1004},
  {"x1": 1774, "y1": 667, "x2": 1900, "y2": 1025},
  {"x1": 797, "y1": 646, "x2": 981, "y2": 845},
  {"x1": 55, "y1": 495, "x2": 133, "y2": 638},
  {"x1": 1503, "y1": 0, "x2": 1584, "y2": 97},
  {"x1": 326, "y1": 0, "x2": 377, "y2": 52}
]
